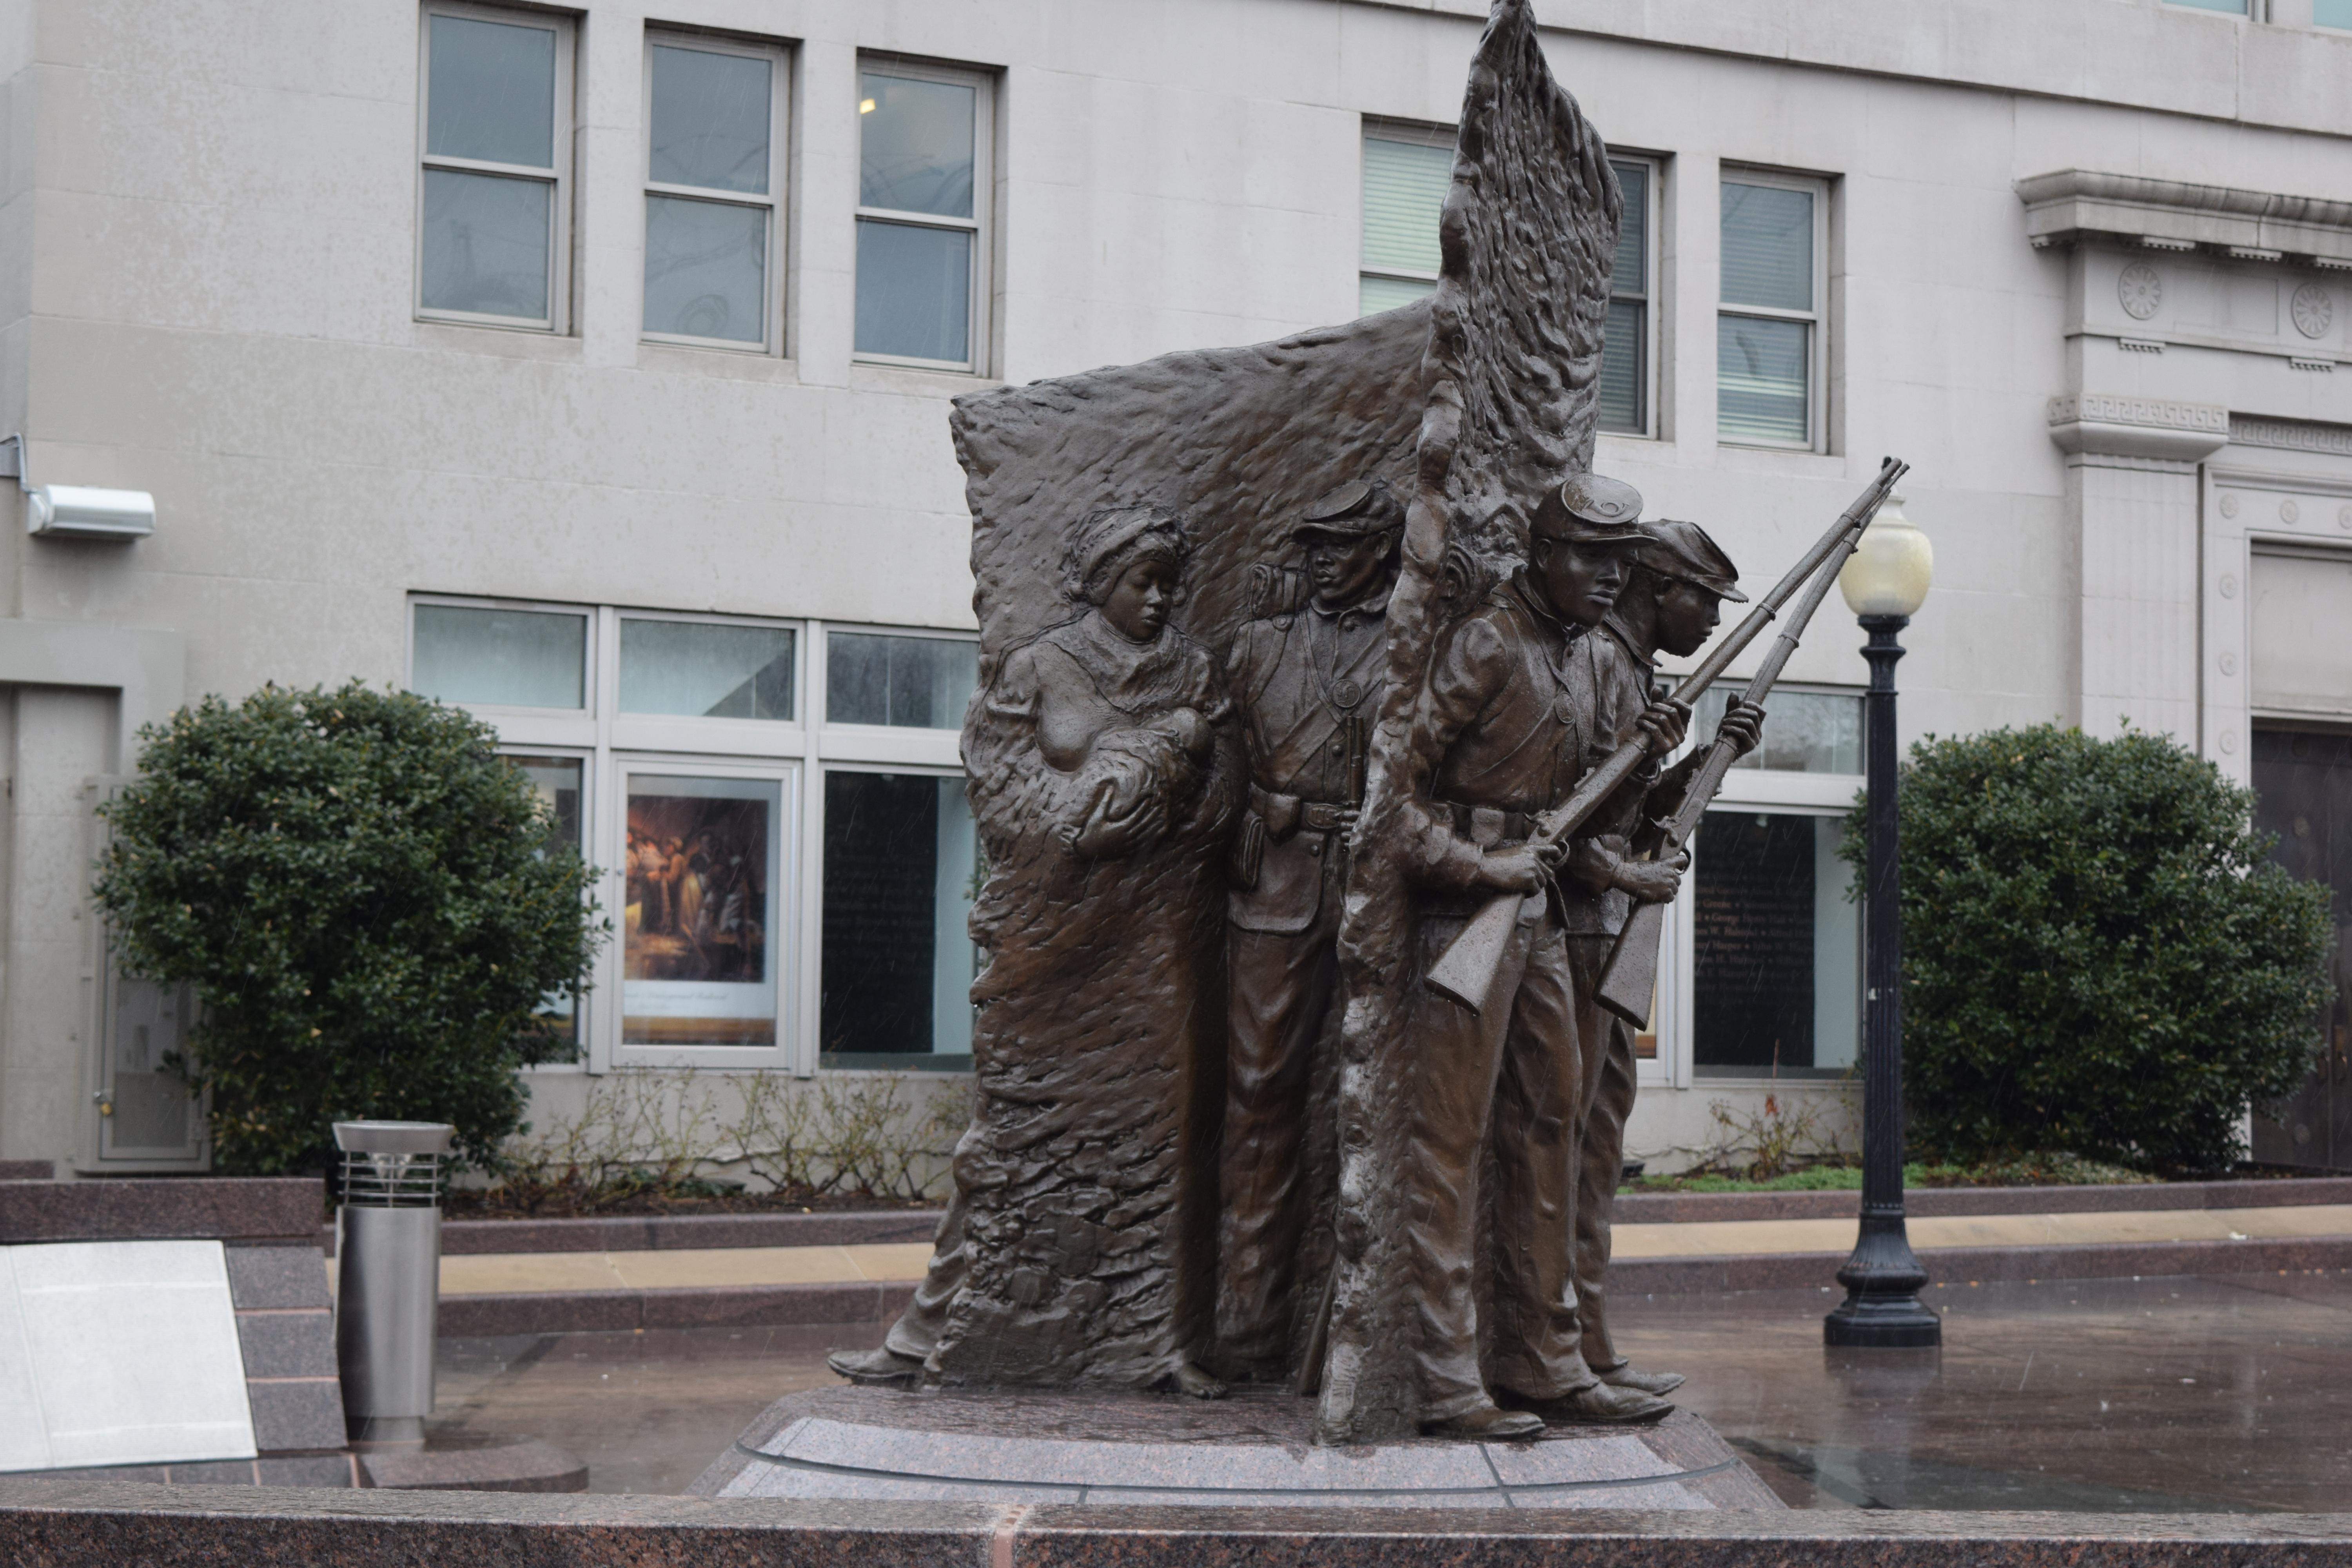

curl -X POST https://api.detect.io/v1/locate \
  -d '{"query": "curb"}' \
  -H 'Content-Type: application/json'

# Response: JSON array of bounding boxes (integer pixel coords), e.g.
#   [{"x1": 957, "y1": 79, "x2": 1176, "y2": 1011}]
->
[
  {"x1": 433, "y1": 1236, "x2": 2352, "y2": 1337},
  {"x1": 1611, "y1": 1174, "x2": 2352, "y2": 1225}
]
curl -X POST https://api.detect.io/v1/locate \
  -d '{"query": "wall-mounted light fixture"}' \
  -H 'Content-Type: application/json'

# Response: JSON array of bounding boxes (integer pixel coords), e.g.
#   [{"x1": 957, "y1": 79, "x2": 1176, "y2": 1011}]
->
[{"x1": 0, "y1": 436, "x2": 156, "y2": 541}]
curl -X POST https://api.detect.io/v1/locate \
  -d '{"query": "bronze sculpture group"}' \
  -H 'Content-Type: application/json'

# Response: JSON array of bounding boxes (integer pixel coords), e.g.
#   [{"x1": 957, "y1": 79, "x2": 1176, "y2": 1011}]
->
[{"x1": 828, "y1": 0, "x2": 1900, "y2": 1445}]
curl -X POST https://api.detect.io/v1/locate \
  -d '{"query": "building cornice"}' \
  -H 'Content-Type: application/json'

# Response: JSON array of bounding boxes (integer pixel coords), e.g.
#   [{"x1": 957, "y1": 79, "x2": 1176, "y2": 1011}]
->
[
  {"x1": 2019, "y1": 171, "x2": 2352, "y2": 269},
  {"x1": 2048, "y1": 394, "x2": 2230, "y2": 463}
]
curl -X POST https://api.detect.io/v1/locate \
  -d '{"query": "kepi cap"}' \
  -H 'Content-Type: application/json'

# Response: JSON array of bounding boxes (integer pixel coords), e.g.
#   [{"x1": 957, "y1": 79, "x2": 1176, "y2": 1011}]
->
[
  {"x1": 1639, "y1": 519, "x2": 1748, "y2": 602},
  {"x1": 1292, "y1": 478, "x2": 1403, "y2": 540},
  {"x1": 1531, "y1": 472, "x2": 1648, "y2": 543}
]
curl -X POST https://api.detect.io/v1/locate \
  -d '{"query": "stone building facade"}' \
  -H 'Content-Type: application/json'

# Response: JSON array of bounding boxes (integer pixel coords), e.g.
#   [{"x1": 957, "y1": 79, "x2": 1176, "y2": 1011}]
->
[{"x1": 0, "y1": 0, "x2": 2347, "y2": 1175}]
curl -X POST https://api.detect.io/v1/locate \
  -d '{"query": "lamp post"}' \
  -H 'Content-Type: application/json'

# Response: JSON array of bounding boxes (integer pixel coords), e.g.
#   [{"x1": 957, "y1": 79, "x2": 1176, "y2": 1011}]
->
[{"x1": 1824, "y1": 497, "x2": 1942, "y2": 1349}]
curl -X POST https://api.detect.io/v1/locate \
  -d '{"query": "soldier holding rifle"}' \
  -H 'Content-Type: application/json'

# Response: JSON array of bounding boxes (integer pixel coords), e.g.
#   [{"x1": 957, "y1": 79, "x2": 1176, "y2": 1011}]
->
[
  {"x1": 1218, "y1": 479, "x2": 1400, "y2": 1383},
  {"x1": 1389, "y1": 473, "x2": 1690, "y2": 1438},
  {"x1": 1561, "y1": 520, "x2": 1762, "y2": 1397}
]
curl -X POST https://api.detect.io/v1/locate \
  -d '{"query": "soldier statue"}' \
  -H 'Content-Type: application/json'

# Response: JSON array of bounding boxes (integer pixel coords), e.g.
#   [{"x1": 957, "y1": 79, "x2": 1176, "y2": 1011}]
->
[
  {"x1": 1388, "y1": 472, "x2": 1685, "y2": 1439},
  {"x1": 1217, "y1": 478, "x2": 1400, "y2": 1382},
  {"x1": 1559, "y1": 518, "x2": 1762, "y2": 1399}
]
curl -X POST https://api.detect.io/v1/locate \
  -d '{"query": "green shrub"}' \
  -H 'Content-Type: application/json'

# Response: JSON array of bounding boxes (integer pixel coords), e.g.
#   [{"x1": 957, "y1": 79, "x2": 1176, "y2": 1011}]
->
[
  {"x1": 93, "y1": 682, "x2": 606, "y2": 1174},
  {"x1": 1849, "y1": 723, "x2": 2332, "y2": 1177}
]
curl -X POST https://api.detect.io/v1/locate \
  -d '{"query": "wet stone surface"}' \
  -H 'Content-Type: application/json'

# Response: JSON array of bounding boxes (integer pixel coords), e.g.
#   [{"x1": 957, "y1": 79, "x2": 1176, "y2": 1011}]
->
[{"x1": 428, "y1": 1269, "x2": 2352, "y2": 1510}]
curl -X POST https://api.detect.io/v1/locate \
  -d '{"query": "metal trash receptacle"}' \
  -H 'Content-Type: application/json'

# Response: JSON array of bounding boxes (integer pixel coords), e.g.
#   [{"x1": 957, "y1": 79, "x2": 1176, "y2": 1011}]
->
[{"x1": 333, "y1": 1119, "x2": 453, "y2": 1446}]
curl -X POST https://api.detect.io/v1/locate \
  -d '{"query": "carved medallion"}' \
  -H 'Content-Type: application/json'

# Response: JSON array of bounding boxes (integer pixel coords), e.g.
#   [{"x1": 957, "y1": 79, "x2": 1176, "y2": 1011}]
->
[
  {"x1": 1332, "y1": 678, "x2": 1363, "y2": 709},
  {"x1": 2218, "y1": 492, "x2": 2240, "y2": 519},
  {"x1": 2281, "y1": 499, "x2": 2303, "y2": 525},
  {"x1": 2118, "y1": 263, "x2": 2163, "y2": 321},
  {"x1": 2292, "y1": 284, "x2": 2334, "y2": 340}
]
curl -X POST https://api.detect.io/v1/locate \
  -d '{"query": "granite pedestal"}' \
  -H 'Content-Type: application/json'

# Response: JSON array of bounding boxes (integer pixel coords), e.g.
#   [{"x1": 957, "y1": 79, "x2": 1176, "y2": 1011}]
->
[{"x1": 690, "y1": 1387, "x2": 1784, "y2": 1509}]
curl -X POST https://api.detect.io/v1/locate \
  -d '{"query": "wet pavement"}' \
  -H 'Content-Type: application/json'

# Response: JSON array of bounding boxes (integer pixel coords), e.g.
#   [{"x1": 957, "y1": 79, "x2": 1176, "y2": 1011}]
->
[{"x1": 428, "y1": 1269, "x2": 2352, "y2": 1509}]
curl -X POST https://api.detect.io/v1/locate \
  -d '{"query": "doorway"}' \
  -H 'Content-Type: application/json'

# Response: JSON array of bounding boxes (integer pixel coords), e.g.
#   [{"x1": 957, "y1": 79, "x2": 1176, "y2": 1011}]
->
[{"x1": 2250, "y1": 728, "x2": 2352, "y2": 1171}]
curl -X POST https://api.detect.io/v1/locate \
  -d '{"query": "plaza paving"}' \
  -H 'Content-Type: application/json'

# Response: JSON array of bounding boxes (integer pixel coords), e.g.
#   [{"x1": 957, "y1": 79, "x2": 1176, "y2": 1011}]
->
[{"x1": 423, "y1": 1269, "x2": 2352, "y2": 1510}]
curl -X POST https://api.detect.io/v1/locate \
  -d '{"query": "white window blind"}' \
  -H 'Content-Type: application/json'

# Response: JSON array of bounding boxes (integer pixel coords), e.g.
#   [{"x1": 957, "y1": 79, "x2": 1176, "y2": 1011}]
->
[{"x1": 1718, "y1": 174, "x2": 1824, "y2": 449}]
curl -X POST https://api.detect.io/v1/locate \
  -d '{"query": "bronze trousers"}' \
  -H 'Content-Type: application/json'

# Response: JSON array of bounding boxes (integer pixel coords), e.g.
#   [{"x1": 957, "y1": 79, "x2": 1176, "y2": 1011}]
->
[
  {"x1": 1217, "y1": 898, "x2": 1343, "y2": 1376},
  {"x1": 1403, "y1": 898, "x2": 1598, "y2": 1422},
  {"x1": 883, "y1": 1192, "x2": 967, "y2": 1363},
  {"x1": 1565, "y1": 935, "x2": 1637, "y2": 1375}
]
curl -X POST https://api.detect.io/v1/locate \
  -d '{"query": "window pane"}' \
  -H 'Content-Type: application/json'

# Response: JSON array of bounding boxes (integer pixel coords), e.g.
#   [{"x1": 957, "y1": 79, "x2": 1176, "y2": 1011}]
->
[
  {"x1": 624, "y1": 775, "x2": 780, "y2": 1046},
  {"x1": 411, "y1": 603, "x2": 586, "y2": 709},
  {"x1": 620, "y1": 619, "x2": 795, "y2": 719},
  {"x1": 1693, "y1": 813, "x2": 1858, "y2": 1073},
  {"x1": 509, "y1": 755, "x2": 584, "y2": 1044},
  {"x1": 858, "y1": 73, "x2": 975, "y2": 218},
  {"x1": 1693, "y1": 689, "x2": 1862, "y2": 774},
  {"x1": 854, "y1": 219, "x2": 972, "y2": 362},
  {"x1": 1359, "y1": 274, "x2": 1435, "y2": 318},
  {"x1": 2317, "y1": 0, "x2": 2352, "y2": 26},
  {"x1": 2164, "y1": 0, "x2": 2247, "y2": 10},
  {"x1": 1611, "y1": 159, "x2": 1648, "y2": 294},
  {"x1": 426, "y1": 14, "x2": 556, "y2": 168},
  {"x1": 826, "y1": 632, "x2": 978, "y2": 729},
  {"x1": 820, "y1": 773, "x2": 980, "y2": 1063},
  {"x1": 649, "y1": 45, "x2": 770, "y2": 194},
  {"x1": 644, "y1": 195, "x2": 766, "y2": 341},
  {"x1": 1720, "y1": 181, "x2": 1813, "y2": 311},
  {"x1": 1717, "y1": 314, "x2": 1809, "y2": 445},
  {"x1": 1362, "y1": 135, "x2": 1451, "y2": 277},
  {"x1": 1598, "y1": 297, "x2": 1644, "y2": 433},
  {"x1": 420, "y1": 168, "x2": 551, "y2": 319}
]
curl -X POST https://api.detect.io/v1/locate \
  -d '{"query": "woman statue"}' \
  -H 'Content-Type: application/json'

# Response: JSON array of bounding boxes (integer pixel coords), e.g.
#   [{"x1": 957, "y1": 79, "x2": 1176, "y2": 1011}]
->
[{"x1": 831, "y1": 504, "x2": 1241, "y2": 1396}]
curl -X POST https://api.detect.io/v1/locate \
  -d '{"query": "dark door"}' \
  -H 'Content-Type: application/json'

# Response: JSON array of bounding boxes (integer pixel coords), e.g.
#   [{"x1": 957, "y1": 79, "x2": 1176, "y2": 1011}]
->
[{"x1": 2250, "y1": 729, "x2": 2352, "y2": 1170}]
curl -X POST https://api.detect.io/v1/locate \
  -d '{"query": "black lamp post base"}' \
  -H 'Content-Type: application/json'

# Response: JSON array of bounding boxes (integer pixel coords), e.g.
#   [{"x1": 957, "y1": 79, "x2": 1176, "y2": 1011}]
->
[{"x1": 1824, "y1": 1294, "x2": 1943, "y2": 1348}]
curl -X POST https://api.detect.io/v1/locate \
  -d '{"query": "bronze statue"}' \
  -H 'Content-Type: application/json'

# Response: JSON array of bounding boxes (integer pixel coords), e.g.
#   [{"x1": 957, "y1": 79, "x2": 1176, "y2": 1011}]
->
[
  {"x1": 1217, "y1": 479, "x2": 1401, "y2": 1383},
  {"x1": 834, "y1": 505, "x2": 1239, "y2": 1398},
  {"x1": 813, "y1": 0, "x2": 1905, "y2": 1454},
  {"x1": 1560, "y1": 520, "x2": 1762, "y2": 1397}
]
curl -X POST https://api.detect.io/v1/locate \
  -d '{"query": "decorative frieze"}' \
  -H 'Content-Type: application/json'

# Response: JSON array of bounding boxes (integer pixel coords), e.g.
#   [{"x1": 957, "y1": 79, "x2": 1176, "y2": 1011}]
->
[
  {"x1": 2229, "y1": 415, "x2": 2352, "y2": 456},
  {"x1": 2018, "y1": 170, "x2": 2352, "y2": 267},
  {"x1": 2047, "y1": 395, "x2": 2229, "y2": 463}
]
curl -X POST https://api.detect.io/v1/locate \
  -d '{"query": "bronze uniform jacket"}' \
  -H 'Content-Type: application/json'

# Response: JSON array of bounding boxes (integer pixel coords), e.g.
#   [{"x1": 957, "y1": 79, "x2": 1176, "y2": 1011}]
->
[
  {"x1": 1224, "y1": 595, "x2": 1387, "y2": 934},
  {"x1": 1399, "y1": 579, "x2": 1595, "y2": 893}
]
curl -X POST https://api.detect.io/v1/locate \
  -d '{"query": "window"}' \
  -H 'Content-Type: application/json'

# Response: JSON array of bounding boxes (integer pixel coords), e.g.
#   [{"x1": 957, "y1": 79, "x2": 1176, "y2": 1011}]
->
[
  {"x1": 1600, "y1": 156, "x2": 1660, "y2": 437},
  {"x1": 2318, "y1": 0, "x2": 2352, "y2": 29},
  {"x1": 643, "y1": 34, "x2": 787, "y2": 350},
  {"x1": 411, "y1": 602, "x2": 589, "y2": 710},
  {"x1": 408, "y1": 601, "x2": 980, "y2": 1072},
  {"x1": 820, "y1": 771, "x2": 980, "y2": 1069},
  {"x1": 1359, "y1": 125, "x2": 1450, "y2": 316},
  {"x1": 417, "y1": 5, "x2": 573, "y2": 330},
  {"x1": 1719, "y1": 172, "x2": 1826, "y2": 449},
  {"x1": 2164, "y1": 0, "x2": 2249, "y2": 12},
  {"x1": 855, "y1": 62, "x2": 992, "y2": 371},
  {"x1": 1662, "y1": 689, "x2": 1866, "y2": 1080}
]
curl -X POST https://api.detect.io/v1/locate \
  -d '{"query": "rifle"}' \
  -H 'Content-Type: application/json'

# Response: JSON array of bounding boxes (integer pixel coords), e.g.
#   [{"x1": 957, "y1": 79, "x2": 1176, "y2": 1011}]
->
[
  {"x1": 1592, "y1": 461, "x2": 1908, "y2": 1023},
  {"x1": 1423, "y1": 457, "x2": 1908, "y2": 1013}
]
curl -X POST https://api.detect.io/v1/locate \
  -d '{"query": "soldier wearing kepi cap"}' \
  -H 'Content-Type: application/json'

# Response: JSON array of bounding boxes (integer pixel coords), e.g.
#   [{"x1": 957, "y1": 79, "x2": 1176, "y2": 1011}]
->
[
  {"x1": 1555, "y1": 516, "x2": 1763, "y2": 1400},
  {"x1": 1217, "y1": 477, "x2": 1401, "y2": 1383},
  {"x1": 1384, "y1": 470, "x2": 1689, "y2": 1437}
]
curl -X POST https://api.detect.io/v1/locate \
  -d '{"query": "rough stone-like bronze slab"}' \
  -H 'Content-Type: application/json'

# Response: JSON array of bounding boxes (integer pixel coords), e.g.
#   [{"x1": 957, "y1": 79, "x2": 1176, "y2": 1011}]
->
[{"x1": 688, "y1": 1387, "x2": 1782, "y2": 1509}]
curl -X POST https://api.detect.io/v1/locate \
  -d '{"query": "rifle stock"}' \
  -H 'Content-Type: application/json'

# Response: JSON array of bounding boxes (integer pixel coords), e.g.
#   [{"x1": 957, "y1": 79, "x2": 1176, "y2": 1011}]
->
[
  {"x1": 1593, "y1": 458, "x2": 1909, "y2": 1024},
  {"x1": 1424, "y1": 457, "x2": 1908, "y2": 1015}
]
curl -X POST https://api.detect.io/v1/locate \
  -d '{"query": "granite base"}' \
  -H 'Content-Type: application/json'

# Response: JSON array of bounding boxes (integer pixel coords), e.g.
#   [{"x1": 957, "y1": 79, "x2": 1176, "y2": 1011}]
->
[{"x1": 690, "y1": 1386, "x2": 1784, "y2": 1509}]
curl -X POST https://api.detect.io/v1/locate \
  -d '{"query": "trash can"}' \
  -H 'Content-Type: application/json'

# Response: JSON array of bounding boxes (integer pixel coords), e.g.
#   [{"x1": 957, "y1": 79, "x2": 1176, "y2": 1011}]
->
[{"x1": 333, "y1": 1119, "x2": 453, "y2": 1446}]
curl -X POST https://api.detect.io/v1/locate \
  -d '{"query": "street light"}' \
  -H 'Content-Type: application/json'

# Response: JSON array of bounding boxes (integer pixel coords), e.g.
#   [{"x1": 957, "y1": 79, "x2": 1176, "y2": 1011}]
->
[{"x1": 1825, "y1": 495, "x2": 1942, "y2": 1348}]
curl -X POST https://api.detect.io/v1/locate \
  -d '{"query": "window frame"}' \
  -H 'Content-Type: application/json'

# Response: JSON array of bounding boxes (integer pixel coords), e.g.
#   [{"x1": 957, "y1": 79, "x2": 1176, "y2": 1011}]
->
[
  {"x1": 415, "y1": 1, "x2": 576, "y2": 334},
  {"x1": 1604, "y1": 152, "x2": 1664, "y2": 440},
  {"x1": 851, "y1": 56, "x2": 996, "y2": 375},
  {"x1": 640, "y1": 29, "x2": 792, "y2": 355},
  {"x1": 1717, "y1": 166, "x2": 1830, "y2": 454},
  {"x1": 810, "y1": 758, "x2": 980, "y2": 1074},
  {"x1": 407, "y1": 600, "x2": 983, "y2": 1076},
  {"x1": 1650, "y1": 682, "x2": 1864, "y2": 1088},
  {"x1": 1357, "y1": 118, "x2": 1452, "y2": 312}
]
